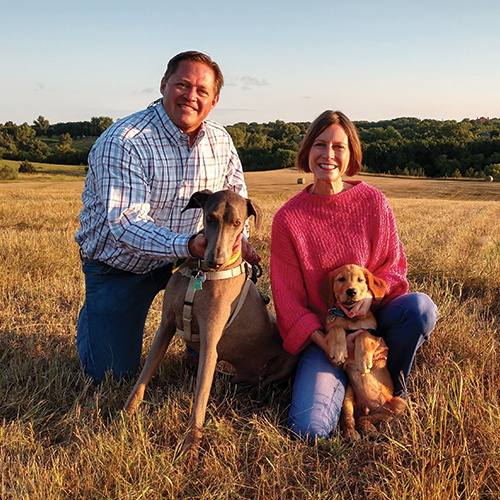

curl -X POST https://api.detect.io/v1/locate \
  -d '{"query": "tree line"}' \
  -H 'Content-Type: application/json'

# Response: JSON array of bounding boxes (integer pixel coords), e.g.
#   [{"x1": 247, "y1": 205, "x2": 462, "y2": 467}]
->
[{"x1": 1, "y1": 115, "x2": 500, "y2": 179}]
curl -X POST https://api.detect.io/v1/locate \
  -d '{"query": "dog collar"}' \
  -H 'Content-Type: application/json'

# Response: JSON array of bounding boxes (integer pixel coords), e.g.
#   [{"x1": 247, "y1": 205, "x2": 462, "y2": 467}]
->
[{"x1": 327, "y1": 307, "x2": 347, "y2": 323}]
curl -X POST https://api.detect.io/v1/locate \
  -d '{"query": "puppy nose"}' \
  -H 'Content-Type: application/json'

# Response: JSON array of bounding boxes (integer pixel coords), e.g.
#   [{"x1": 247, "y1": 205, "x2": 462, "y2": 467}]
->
[{"x1": 346, "y1": 288, "x2": 357, "y2": 298}]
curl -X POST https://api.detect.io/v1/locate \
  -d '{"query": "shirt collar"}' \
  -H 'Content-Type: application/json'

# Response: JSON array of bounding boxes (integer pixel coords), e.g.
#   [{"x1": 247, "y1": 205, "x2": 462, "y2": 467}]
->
[{"x1": 154, "y1": 103, "x2": 206, "y2": 146}]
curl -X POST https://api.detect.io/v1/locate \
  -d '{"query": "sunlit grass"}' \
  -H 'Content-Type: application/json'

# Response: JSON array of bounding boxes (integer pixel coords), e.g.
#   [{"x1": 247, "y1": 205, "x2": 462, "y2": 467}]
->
[{"x1": 0, "y1": 181, "x2": 500, "y2": 498}]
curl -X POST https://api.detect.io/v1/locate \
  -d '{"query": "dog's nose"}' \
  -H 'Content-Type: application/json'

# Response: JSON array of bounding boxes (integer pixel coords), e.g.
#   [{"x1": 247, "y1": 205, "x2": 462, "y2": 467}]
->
[{"x1": 346, "y1": 288, "x2": 357, "y2": 298}]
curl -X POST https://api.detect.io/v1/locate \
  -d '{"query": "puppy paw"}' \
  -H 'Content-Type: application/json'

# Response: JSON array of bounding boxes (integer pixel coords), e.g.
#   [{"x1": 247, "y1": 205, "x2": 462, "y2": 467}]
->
[
  {"x1": 343, "y1": 427, "x2": 361, "y2": 441},
  {"x1": 329, "y1": 345, "x2": 348, "y2": 366},
  {"x1": 355, "y1": 351, "x2": 373, "y2": 374}
]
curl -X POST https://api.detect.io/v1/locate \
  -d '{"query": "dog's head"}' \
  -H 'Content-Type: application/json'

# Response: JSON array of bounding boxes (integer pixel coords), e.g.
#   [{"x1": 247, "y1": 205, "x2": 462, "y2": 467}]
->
[
  {"x1": 182, "y1": 189, "x2": 262, "y2": 269},
  {"x1": 320, "y1": 264, "x2": 387, "y2": 310}
]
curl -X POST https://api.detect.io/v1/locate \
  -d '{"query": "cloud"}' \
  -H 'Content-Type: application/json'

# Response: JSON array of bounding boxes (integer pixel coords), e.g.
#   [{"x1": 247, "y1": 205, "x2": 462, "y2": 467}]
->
[
  {"x1": 139, "y1": 87, "x2": 156, "y2": 94},
  {"x1": 242, "y1": 86, "x2": 252, "y2": 91},
  {"x1": 240, "y1": 76, "x2": 269, "y2": 87},
  {"x1": 34, "y1": 83, "x2": 52, "y2": 92}
]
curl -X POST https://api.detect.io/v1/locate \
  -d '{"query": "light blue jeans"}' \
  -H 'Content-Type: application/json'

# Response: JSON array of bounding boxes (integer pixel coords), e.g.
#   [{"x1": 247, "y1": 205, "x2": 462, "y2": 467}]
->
[
  {"x1": 288, "y1": 293, "x2": 438, "y2": 440},
  {"x1": 76, "y1": 260, "x2": 173, "y2": 383}
]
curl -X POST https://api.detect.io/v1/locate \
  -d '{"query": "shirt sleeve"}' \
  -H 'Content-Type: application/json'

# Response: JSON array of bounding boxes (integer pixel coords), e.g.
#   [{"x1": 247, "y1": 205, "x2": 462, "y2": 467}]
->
[
  {"x1": 270, "y1": 210, "x2": 323, "y2": 355},
  {"x1": 93, "y1": 136, "x2": 192, "y2": 260}
]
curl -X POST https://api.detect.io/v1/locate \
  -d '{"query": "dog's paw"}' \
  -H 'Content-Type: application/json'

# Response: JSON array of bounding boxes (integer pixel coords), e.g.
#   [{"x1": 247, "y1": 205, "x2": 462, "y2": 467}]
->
[
  {"x1": 358, "y1": 419, "x2": 378, "y2": 438},
  {"x1": 343, "y1": 427, "x2": 361, "y2": 441},
  {"x1": 356, "y1": 354, "x2": 372, "y2": 374},
  {"x1": 328, "y1": 343, "x2": 348, "y2": 366}
]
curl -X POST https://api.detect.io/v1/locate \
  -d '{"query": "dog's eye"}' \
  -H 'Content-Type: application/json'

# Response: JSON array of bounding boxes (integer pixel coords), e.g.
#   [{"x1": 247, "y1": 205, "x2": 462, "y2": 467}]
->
[
  {"x1": 233, "y1": 220, "x2": 242, "y2": 227},
  {"x1": 358, "y1": 277, "x2": 365, "y2": 283},
  {"x1": 338, "y1": 277, "x2": 346, "y2": 282},
  {"x1": 206, "y1": 215, "x2": 215, "y2": 224}
]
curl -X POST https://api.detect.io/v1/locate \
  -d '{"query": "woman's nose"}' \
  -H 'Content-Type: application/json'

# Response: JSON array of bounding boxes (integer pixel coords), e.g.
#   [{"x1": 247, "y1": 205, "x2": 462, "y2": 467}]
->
[{"x1": 323, "y1": 144, "x2": 334, "y2": 158}]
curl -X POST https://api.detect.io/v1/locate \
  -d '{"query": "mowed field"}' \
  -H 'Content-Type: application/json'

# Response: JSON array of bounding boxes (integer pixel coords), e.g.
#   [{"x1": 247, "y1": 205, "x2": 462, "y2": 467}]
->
[
  {"x1": 4, "y1": 167, "x2": 500, "y2": 201},
  {"x1": 1, "y1": 169, "x2": 500, "y2": 499}
]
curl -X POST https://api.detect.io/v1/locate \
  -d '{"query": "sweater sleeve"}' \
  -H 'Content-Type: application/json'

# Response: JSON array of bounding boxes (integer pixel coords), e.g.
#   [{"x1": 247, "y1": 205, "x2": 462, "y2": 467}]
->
[
  {"x1": 270, "y1": 209, "x2": 323, "y2": 355},
  {"x1": 367, "y1": 193, "x2": 409, "y2": 305}
]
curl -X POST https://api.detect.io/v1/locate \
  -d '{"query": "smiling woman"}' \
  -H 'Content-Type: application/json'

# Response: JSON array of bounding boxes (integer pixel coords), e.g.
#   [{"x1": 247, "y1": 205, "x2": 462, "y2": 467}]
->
[{"x1": 270, "y1": 109, "x2": 438, "y2": 441}]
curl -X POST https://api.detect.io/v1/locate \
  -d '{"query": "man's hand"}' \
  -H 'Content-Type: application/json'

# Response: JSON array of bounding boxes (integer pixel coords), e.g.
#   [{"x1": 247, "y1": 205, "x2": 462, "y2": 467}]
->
[
  {"x1": 241, "y1": 237, "x2": 261, "y2": 265},
  {"x1": 188, "y1": 233, "x2": 207, "y2": 259}
]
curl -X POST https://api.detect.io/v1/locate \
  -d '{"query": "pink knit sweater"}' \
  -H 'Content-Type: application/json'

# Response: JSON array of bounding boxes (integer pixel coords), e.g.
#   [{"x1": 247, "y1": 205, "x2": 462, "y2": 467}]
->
[{"x1": 270, "y1": 181, "x2": 409, "y2": 355}]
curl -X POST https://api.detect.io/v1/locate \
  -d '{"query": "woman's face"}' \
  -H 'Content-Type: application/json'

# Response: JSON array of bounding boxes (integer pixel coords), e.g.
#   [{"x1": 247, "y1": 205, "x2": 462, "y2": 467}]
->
[{"x1": 308, "y1": 124, "x2": 350, "y2": 195}]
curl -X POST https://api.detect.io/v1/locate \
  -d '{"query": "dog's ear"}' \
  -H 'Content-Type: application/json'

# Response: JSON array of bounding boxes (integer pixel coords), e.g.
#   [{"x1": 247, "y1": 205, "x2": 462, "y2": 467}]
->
[
  {"x1": 320, "y1": 271, "x2": 337, "y2": 308},
  {"x1": 364, "y1": 269, "x2": 387, "y2": 302},
  {"x1": 246, "y1": 199, "x2": 263, "y2": 237},
  {"x1": 181, "y1": 190, "x2": 213, "y2": 213}
]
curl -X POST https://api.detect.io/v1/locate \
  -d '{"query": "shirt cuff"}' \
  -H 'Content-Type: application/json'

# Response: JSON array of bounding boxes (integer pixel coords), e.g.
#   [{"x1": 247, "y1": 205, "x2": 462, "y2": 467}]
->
[{"x1": 171, "y1": 233, "x2": 193, "y2": 259}]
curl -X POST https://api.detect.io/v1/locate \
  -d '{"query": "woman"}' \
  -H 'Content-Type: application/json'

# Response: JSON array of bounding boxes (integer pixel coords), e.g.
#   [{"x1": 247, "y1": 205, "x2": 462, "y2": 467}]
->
[{"x1": 270, "y1": 110, "x2": 437, "y2": 440}]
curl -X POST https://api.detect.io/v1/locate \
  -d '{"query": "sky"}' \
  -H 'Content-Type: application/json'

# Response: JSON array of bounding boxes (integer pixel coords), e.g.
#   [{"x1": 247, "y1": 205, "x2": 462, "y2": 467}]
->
[{"x1": 1, "y1": 0, "x2": 499, "y2": 127}]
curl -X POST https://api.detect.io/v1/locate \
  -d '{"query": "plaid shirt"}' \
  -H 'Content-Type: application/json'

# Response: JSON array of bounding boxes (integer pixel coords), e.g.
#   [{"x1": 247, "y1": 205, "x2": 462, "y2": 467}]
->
[{"x1": 75, "y1": 103, "x2": 247, "y2": 273}]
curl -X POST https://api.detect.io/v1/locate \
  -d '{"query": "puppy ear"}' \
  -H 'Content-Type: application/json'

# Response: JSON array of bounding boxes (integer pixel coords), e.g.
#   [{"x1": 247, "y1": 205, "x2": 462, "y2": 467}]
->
[
  {"x1": 181, "y1": 190, "x2": 213, "y2": 213},
  {"x1": 320, "y1": 271, "x2": 337, "y2": 308},
  {"x1": 246, "y1": 199, "x2": 263, "y2": 237},
  {"x1": 364, "y1": 269, "x2": 387, "y2": 302}
]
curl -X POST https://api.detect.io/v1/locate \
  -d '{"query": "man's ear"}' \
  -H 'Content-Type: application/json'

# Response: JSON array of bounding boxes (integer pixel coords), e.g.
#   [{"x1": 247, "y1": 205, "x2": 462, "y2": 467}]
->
[
  {"x1": 181, "y1": 190, "x2": 213, "y2": 213},
  {"x1": 364, "y1": 269, "x2": 387, "y2": 302},
  {"x1": 210, "y1": 94, "x2": 220, "y2": 111}
]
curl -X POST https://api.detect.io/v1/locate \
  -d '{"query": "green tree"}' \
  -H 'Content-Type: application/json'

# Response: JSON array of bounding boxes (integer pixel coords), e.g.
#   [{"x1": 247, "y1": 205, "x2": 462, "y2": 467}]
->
[
  {"x1": 56, "y1": 133, "x2": 76, "y2": 154},
  {"x1": 33, "y1": 116, "x2": 50, "y2": 136},
  {"x1": 90, "y1": 116, "x2": 113, "y2": 136},
  {"x1": 484, "y1": 164, "x2": 500, "y2": 180}
]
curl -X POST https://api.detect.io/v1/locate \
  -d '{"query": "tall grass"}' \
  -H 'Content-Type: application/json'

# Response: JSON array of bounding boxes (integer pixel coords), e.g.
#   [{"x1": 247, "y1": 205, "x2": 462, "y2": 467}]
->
[{"x1": 1, "y1": 184, "x2": 500, "y2": 499}]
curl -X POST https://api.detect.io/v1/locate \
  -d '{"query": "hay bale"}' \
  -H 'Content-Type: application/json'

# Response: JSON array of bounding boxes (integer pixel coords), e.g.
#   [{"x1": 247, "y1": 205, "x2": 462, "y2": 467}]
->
[
  {"x1": 297, "y1": 178, "x2": 305, "y2": 184},
  {"x1": 485, "y1": 175, "x2": 494, "y2": 182}
]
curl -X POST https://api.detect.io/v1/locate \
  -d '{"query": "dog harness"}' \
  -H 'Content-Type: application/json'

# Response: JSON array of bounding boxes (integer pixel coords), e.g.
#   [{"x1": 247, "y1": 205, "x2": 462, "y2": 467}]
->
[{"x1": 176, "y1": 259, "x2": 251, "y2": 342}]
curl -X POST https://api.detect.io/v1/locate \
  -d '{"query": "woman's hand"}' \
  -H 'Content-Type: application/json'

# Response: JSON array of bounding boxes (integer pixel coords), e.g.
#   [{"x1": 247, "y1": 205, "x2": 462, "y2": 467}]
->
[
  {"x1": 309, "y1": 329, "x2": 330, "y2": 355},
  {"x1": 242, "y1": 236, "x2": 261, "y2": 265},
  {"x1": 338, "y1": 290, "x2": 374, "y2": 319}
]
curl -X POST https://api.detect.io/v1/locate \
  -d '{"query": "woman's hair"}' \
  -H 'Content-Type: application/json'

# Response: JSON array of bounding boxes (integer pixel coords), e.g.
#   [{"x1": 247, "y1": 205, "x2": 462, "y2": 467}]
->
[
  {"x1": 163, "y1": 50, "x2": 224, "y2": 97},
  {"x1": 296, "y1": 110, "x2": 362, "y2": 176}
]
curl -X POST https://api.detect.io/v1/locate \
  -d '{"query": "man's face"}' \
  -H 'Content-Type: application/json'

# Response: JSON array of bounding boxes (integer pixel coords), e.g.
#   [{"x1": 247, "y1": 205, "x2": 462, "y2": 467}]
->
[{"x1": 161, "y1": 60, "x2": 219, "y2": 138}]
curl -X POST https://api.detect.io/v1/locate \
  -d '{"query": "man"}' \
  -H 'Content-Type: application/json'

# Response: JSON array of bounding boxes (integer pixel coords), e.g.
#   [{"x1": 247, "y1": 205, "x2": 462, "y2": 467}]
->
[{"x1": 75, "y1": 51, "x2": 260, "y2": 383}]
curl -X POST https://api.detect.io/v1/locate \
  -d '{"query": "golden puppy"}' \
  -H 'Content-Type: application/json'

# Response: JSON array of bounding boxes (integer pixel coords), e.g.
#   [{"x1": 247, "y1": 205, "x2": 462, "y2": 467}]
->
[{"x1": 320, "y1": 264, "x2": 406, "y2": 439}]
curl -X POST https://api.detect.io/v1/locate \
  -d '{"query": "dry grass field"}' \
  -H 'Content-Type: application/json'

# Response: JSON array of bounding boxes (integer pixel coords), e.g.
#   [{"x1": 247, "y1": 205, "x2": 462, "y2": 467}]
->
[{"x1": 1, "y1": 169, "x2": 500, "y2": 499}]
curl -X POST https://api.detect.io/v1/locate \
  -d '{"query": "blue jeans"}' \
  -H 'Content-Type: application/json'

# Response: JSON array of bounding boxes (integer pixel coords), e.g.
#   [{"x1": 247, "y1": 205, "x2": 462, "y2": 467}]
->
[
  {"x1": 288, "y1": 293, "x2": 438, "y2": 440},
  {"x1": 76, "y1": 260, "x2": 173, "y2": 383}
]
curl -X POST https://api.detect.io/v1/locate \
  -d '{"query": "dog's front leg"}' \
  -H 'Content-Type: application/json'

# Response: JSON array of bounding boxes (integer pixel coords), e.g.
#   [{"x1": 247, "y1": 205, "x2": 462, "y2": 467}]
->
[
  {"x1": 324, "y1": 324, "x2": 348, "y2": 366},
  {"x1": 181, "y1": 317, "x2": 225, "y2": 470}
]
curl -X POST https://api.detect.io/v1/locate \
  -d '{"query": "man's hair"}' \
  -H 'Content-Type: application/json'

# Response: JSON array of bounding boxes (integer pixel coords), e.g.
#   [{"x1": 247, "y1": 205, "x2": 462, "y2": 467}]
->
[
  {"x1": 296, "y1": 110, "x2": 362, "y2": 176},
  {"x1": 163, "y1": 50, "x2": 224, "y2": 97}
]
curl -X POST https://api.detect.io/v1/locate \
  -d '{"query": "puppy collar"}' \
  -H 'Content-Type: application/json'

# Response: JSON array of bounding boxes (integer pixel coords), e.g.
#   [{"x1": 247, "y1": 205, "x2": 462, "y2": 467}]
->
[{"x1": 327, "y1": 307, "x2": 347, "y2": 323}]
